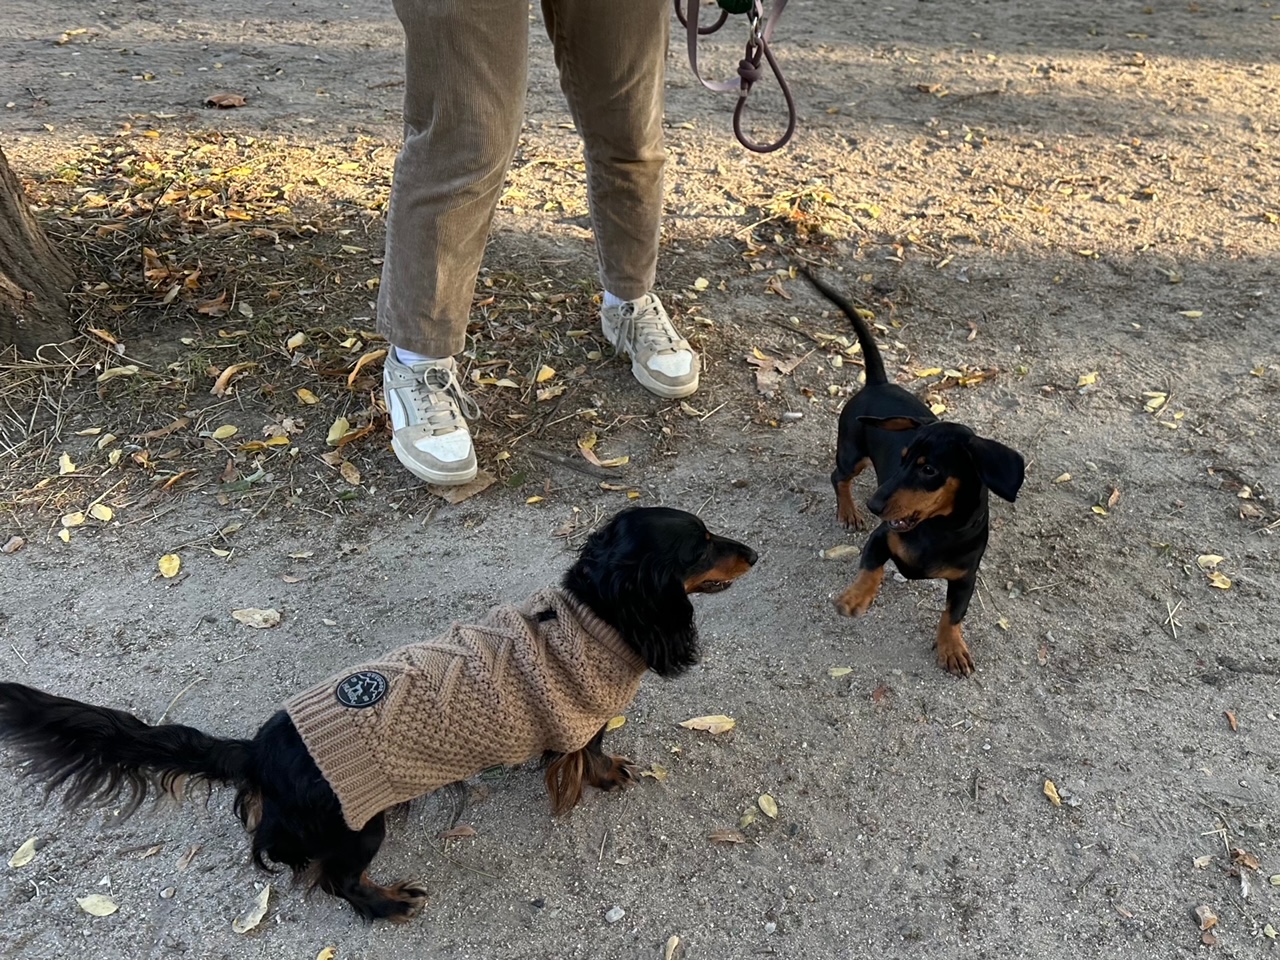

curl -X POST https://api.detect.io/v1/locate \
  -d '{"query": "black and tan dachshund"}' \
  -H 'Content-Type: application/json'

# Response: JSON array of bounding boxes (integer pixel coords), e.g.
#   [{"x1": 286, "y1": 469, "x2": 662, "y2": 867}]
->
[
  {"x1": 803, "y1": 270, "x2": 1025, "y2": 675},
  {"x1": 0, "y1": 507, "x2": 756, "y2": 922}
]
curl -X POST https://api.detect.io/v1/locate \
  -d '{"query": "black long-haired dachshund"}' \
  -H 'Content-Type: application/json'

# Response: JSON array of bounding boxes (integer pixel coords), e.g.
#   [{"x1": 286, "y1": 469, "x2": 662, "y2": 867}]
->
[{"x1": 0, "y1": 506, "x2": 756, "y2": 922}]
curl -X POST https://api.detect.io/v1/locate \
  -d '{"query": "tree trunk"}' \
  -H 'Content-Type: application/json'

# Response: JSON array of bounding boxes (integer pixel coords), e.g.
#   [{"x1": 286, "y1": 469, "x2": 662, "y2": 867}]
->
[{"x1": 0, "y1": 144, "x2": 76, "y2": 355}]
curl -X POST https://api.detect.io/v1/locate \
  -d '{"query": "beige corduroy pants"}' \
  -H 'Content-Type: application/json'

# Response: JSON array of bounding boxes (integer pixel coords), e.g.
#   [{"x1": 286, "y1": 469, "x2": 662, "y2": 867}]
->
[{"x1": 377, "y1": 0, "x2": 669, "y2": 358}]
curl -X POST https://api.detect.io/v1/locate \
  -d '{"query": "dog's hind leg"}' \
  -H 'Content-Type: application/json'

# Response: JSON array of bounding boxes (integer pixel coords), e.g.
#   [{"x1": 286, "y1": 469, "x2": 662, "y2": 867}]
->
[
  {"x1": 314, "y1": 813, "x2": 428, "y2": 922},
  {"x1": 581, "y1": 723, "x2": 637, "y2": 793}
]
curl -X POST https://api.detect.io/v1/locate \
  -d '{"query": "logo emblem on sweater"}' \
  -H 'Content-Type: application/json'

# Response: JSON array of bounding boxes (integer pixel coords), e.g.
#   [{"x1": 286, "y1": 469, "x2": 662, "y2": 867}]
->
[{"x1": 335, "y1": 671, "x2": 388, "y2": 708}]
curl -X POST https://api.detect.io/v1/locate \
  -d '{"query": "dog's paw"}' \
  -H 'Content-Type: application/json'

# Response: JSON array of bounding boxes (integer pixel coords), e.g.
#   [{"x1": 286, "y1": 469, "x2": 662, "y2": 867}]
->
[
  {"x1": 602, "y1": 756, "x2": 638, "y2": 791},
  {"x1": 834, "y1": 568, "x2": 884, "y2": 618},
  {"x1": 936, "y1": 639, "x2": 974, "y2": 676},
  {"x1": 385, "y1": 879, "x2": 430, "y2": 923},
  {"x1": 837, "y1": 503, "x2": 865, "y2": 531}
]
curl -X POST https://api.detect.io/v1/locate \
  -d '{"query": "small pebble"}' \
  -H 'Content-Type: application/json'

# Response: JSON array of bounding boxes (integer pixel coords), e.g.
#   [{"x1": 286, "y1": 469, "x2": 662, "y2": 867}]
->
[
  {"x1": 605, "y1": 906, "x2": 625, "y2": 924},
  {"x1": 765, "y1": 922, "x2": 777, "y2": 934},
  {"x1": 159, "y1": 887, "x2": 176, "y2": 899},
  {"x1": 781, "y1": 411, "x2": 803, "y2": 421}
]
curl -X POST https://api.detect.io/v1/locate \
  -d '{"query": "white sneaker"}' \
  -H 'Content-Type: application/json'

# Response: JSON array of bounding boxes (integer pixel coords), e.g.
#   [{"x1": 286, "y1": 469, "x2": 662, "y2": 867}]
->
[
  {"x1": 600, "y1": 294, "x2": 700, "y2": 399},
  {"x1": 383, "y1": 353, "x2": 479, "y2": 485}
]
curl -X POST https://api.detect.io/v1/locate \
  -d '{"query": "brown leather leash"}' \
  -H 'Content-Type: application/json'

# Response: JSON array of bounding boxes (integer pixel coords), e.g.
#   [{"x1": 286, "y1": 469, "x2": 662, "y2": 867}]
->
[{"x1": 674, "y1": 0, "x2": 796, "y2": 153}]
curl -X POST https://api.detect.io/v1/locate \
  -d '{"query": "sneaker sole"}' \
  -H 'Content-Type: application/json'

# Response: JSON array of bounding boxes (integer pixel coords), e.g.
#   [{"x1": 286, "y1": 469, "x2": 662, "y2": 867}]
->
[
  {"x1": 628, "y1": 358, "x2": 700, "y2": 399},
  {"x1": 391, "y1": 435, "x2": 478, "y2": 486}
]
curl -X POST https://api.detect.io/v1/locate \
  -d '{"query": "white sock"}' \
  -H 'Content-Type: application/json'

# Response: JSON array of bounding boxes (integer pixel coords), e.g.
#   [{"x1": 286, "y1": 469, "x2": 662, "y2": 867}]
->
[
  {"x1": 603, "y1": 291, "x2": 628, "y2": 309},
  {"x1": 395, "y1": 346, "x2": 440, "y2": 366}
]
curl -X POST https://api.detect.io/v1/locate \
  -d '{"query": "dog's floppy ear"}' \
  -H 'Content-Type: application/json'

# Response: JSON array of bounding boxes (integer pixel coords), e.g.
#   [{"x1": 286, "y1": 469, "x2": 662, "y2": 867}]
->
[
  {"x1": 966, "y1": 435, "x2": 1026, "y2": 502},
  {"x1": 857, "y1": 415, "x2": 922, "y2": 432},
  {"x1": 612, "y1": 556, "x2": 698, "y2": 678}
]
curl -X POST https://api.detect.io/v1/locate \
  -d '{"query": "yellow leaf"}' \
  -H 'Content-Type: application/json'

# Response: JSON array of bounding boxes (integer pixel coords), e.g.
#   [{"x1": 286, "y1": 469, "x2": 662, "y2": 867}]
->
[
  {"x1": 88, "y1": 504, "x2": 114, "y2": 522},
  {"x1": 1091, "y1": 506, "x2": 1108, "y2": 516},
  {"x1": 1144, "y1": 395, "x2": 1166, "y2": 412},
  {"x1": 232, "y1": 608, "x2": 282, "y2": 629},
  {"x1": 58, "y1": 452, "x2": 76, "y2": 475},
  {"x1": 1077, "y1": 371, "x2": 1098, "y2": 387},
  {"x1": 97, "y1": 433, "x2": 117, "y2": 449},
  {"x1": 158, "y1": 554, "x2": 181, "y2": 578},
  {"x1": 8, "y1": 837, "x2": 38, "y2": 868},
  {"x1": 1207, "y1": 571, "x2": 1231, "y2": 590},
  {"x1": 757, "y1": 794, "x2": 779, "y2": 819},
  {"x1": 211, "y1": 424, "x2": 238, "y2": 440},
  {"x1": 597, "y1": 455, "x2": 630, "y2": 468},
  {"x1": 296, "y1": 388, "x2": 320, "y2": 405},
  {"x1": 231, "y1": 884, "x2": 271, "y2": 934},
  {"x1": 57, "y1": 528, "x2": 71, "y2": 543},
  {"x1": 1250, "y1": 365, "x2": 1265, "y2": 377},
  {"x1": 326, "y1": 417, "x2": 351, "y2": 446},
  {"x1": 264, "y1": 435, "x2": 291, "y2": 447},
  {"x1": 1053, "y1": 473, "x2": 1072, "y2": 483},
  {"x1": 535, "y1": 364, "x2": 556, "y2": 383},
  {"x1": 827, "y1": 666, "x2": 853, "y2": 678},
  {"x1": 642, "y1": 763, "x2": 668, "y2": 782},
  {"x1": 108, "y1": 449, "x2": 123, "y2": 465},
  {"x1": 317, "y1": 949, "x2": 337, "y2": 960},
  {"x1": 286, "y1": 332, "x2": 307, "y2": 352},
  {"x1": 1044, "y1": 780, "x2": 1062, "y2": 806},
  {"x1": 346, "y1": 348, "x2": 387, "y2": 389},
  {"x1": 626, "y1": 491, "x2": 640, "y2": 500},
  {"x1": 605, "y1": 715, "x2": 626, "y2": 732},
  {"x1": 1196, "y1": 554, "x2": 1225, "y2": 570},
  {"x1": 525, "y1": 495, "x2": 544, "y2": 504},
  {"x1": 679, "y1": 401, "x2": 704, "y2": 417},
  {"x1": 61, "y1": 511, "x2": 86, "y2": 528},
  {"x1": 210, "y1": 547, "x2": 231, "y2": 558},
  {"x1": 997, "y1": 616, "x2": 1010, "y2": 630},
  {"x1": 679, "y1": 714, "x2": 736, "y2": 735},
  {"x1": 579, "y1": 433, "x2": 598, "y2": 451},
  {"x1": 339, "y1": 461, "x2": 362, "y2": 486},
  {"x1": 494, "y1": 378, "x2": 519, "y2": 389},
  {"x1": 820, "y1": 545, "x2": 858, "y2": 560},
  {"x1": 1179, "y1": 310, "x2": 1203, "y2": 318},
  {"x1": 915, "y1": 367, "x2": 943, "y2": 378},
  {"x1": 75, "y1": 427, "x2": 103, "y2": 436},
  {"x1": 929, "y1": 402, "x2": 947, "y2": 416},
  {"x1": 77, "y1": 894, "x2": 119, "y2": 917},
  {"x1": 692, "y1": 277, "x2": 710, "y2": 291}
]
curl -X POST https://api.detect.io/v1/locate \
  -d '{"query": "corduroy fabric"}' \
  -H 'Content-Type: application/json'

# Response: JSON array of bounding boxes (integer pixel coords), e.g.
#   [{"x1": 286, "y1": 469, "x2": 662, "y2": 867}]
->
[
  {"x1": 285, "y1": 589, "x2": 646, "y2": 831},
  {"x1": 377, "y1": 0, "x2": 669, "y2": 358}
]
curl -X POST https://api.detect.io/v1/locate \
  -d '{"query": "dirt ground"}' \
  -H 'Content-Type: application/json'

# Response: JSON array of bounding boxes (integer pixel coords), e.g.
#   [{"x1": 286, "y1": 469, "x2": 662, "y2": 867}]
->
[{"x1": 2, "y1": 0, "x2": 1279, "y2": 957}]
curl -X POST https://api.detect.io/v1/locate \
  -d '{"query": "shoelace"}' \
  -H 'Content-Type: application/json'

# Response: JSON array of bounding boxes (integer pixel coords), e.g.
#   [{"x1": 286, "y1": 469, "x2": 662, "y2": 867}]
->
[
  {"x1": 413, "y1": 363, "x2": 480, "y2": 435},
  {"x1": 620, "y1": 298, "x2": 685, "y2": 355}
]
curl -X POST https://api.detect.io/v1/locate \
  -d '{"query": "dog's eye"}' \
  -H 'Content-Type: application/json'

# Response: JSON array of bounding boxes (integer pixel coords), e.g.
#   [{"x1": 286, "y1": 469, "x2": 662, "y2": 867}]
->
[{"x1": 919, "y1": 463, "x2": 938, "y2": 478}]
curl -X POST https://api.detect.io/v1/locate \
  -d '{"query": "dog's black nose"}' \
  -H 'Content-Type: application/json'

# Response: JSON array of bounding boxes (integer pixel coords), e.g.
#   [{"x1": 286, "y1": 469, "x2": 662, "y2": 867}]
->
[
  {"x1": 866, "y1": 493, "x2": 886, "y2": 516},
  {"x1": 743, "y1": 546, "x2": 759, "y2": 566}
]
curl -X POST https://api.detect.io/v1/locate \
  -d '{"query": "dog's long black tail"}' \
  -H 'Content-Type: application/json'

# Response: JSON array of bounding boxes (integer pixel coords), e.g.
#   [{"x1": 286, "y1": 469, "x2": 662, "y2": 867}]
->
[
  {"x1": 0, "y1": 682, "x2": 253, "y2": 817},
  {"x1": 800, "y1": 269, "x2": 888, "y2": 386}
]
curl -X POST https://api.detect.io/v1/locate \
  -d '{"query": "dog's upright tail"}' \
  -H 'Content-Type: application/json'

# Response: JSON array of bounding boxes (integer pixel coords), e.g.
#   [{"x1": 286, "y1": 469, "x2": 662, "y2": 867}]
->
[
  {"x1": 800, "y1": 269, "x2": 888, "y2": 386},
  {"x1": 0, "y1": 682, "x2": 253, "y2": 816}
]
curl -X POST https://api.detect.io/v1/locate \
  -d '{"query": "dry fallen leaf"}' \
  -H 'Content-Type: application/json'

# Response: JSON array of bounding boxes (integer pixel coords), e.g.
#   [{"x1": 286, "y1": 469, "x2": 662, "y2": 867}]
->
[
  {"x1": 2, "y1": 535, "x2": 26, "y2": 555},
  {"x1": 820, "y1": 545, "x2": 858, "y2": 560},
  {"x1": 641, "y1": 763, "x2": 668, "y2": 782},
  {"x1": 62, "y1": 512, "x2": 86, "y2": 528},
  {"x1": 347, "y1": 349, "x2": 387, "y2": 389},
  {"x1": 428, "y1": 471, "x2": 496, "y2": 505},
  {"x1": 8, "y1": 837, "x2": 39, "y2": 868},
  {"x1": 206, "y1": 92, "x2": 248, "y2": 109},
  {"x1": 708, "y1": 830, "x2": 748, "y2": 844},
  {"x1": 605, "y1": 715, "x2": 626, "y2": 732},
  {"x1": 326, "y1": 417, "x2": 352, "y2": 446},
  {"x1": 177, "y1": 843, "x2": 201, "y2": 870},
  {"x1": 316, "y1": 949, "x2": 337, "y2": 960},
  {"x1": 439, "y1": 824, "x2": 477, "y2": 840},
  {"x1": 58, "y1": 452, "x2": 76, "y2": 475},
  {"x1": 1044, "y1": 779, "x2": 1062, "y2": 807},
  {"x1": 339, "y1": 461, "x2": 362, "y2": 486},
  {"x1": 57, "y1": 528, "x2": 71, "y2": 543},
  {"x1": 1179, "y1": 310, "x2": 1203, "y2": 319},
  {"x1": 1107, "y1": 488, "x2": 1122, "y2": 509},
  {"x1": 210, "y1": 362, "x2": 256, "y2": 398},
  {"x1": 1232, "y1": 847, "x2": 1261, "y2": 871},
  {"x1": 76, "y1": 894, "x2": 119, "y2": 917},
  {"x1": 1194, "y1": 904, "x2": 1218, "y2": 931},
  {"x1": 757, "y1": 794, "x2": 779, "y2": 819},
  {"x1": 827, "y1": 666, "x2": 853, "y2": 678},
  {"x1": 97, "y1": 364, "x2": 139, "y2": 382},
  {"x1": 157, "y1": 554, "x2": 181, "y2": 578},
  {"x1": 535, "y1": 364, "x2": 556, "y2": 383},
  {"x1": 286, "y1": 332, "x2": 307, "y2": 352},
  {"x1": 1077, "y1": 371, "x2": 1098, "y2": 387},
  {"x1": 1193, "y1": 855, "x2": 1214, "y2": 870},
  {"x1": 231, "y1": 884, "x2": 271, "y2": 934},
  {"x1": 296, "y1": 387, "x2": 320, "y2": 405},
  {"x1": 1207, "y1": 571, "x2": 1231, "y2": 590},
  {"x1": 1225, "y1": 710, "x2": 1238, "y2": 732},
  {"x1": 1196, "y1": 554, "x2": 1225, "y2": 569},
  {"x1": 679, "y1": 714, "x2": 736, "y2": 735},
  {"x1": 664, "y1": 935, "x2": 681, "y2": 960},
  {"x1": 1053, "y1": 473, "x2": 1072, "y2": 483},
  {"x1": 210, "y1": 424, "x2": 238, "y2": 441},
  {"x1": 232, "y1": 608, "x2": 281, "y2": 629},
  {"x1": 88, "y1": 503, "x2": 113, "y2": 522}
]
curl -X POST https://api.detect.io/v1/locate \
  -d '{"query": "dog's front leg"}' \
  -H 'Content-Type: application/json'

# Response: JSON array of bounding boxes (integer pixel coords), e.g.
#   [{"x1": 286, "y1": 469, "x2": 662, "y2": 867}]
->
[
  {"x1": 835, "y1": 525, "x2": 891, "y2": 618},
  {"x1": 936, "y1": 575, "x2": 977, "y2": 676}
]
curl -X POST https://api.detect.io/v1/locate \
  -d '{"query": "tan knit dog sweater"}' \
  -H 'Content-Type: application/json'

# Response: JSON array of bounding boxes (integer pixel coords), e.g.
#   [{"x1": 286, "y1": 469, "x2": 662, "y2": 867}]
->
[{"x1": 285, "y1": 588, "x2": 647, "y2": 831}]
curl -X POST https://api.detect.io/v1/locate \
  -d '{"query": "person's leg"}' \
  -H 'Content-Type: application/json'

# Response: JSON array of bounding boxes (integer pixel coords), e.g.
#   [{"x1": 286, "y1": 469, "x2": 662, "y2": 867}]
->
[
  {"x1": 541, "y1": 0, "x2": 700, "y2": 399},
  {"x1": 379, "y1": 0, "x2": 530, "y2": 483}
]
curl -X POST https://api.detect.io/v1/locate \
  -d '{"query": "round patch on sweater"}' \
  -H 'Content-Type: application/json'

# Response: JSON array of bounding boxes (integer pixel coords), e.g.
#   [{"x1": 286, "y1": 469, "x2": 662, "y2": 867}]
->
[{"x1": 334, "y1": 671, "x2": 388, "y2": 708}]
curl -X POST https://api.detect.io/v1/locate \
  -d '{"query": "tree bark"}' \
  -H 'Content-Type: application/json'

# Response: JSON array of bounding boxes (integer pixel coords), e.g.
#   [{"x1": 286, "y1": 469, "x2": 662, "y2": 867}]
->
[{"x1": 0, "y1": 144, "x2": 76, "y2": 355}]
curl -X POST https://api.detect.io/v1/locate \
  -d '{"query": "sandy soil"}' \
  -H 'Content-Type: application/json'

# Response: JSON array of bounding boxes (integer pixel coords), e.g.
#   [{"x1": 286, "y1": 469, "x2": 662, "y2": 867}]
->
[{"x1": 1, "y1": 1, "x2": 1279, "y2": 958}]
